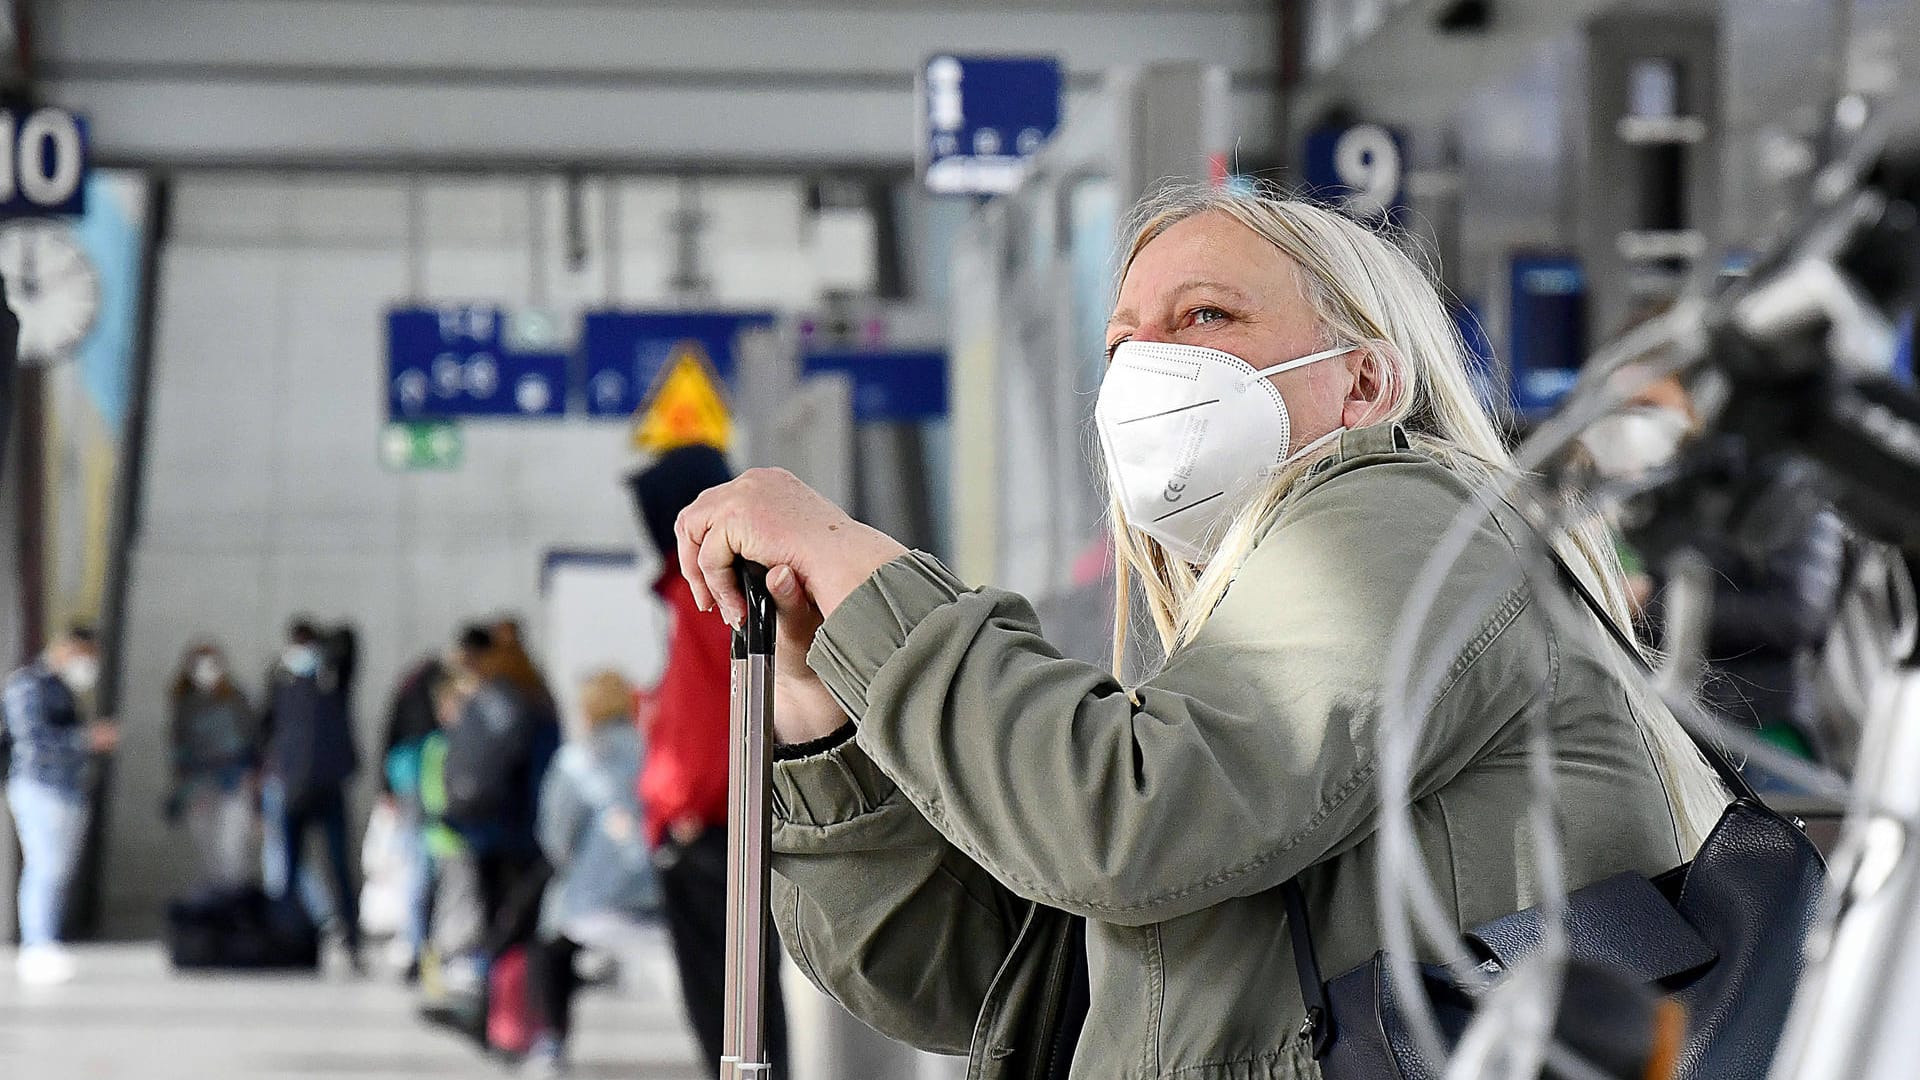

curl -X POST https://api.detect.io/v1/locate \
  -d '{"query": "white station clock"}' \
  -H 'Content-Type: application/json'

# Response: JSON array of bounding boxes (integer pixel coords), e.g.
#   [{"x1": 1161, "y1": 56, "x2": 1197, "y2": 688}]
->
[{"x1": 0, "y1": 221, "x2": 100, "y2": 363}]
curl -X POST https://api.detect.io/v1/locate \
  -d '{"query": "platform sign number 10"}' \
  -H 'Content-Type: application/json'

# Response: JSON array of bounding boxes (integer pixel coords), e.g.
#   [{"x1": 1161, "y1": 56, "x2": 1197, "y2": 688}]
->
[{"x1": 0, "y1": 108, "x2": 88, "y2": 218}]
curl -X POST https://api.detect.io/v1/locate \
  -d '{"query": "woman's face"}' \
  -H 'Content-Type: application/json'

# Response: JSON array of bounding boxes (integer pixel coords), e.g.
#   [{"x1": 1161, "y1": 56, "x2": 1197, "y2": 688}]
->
[{"x1": 1106, "y1": 211, "x2": 1364, "y2": 451}]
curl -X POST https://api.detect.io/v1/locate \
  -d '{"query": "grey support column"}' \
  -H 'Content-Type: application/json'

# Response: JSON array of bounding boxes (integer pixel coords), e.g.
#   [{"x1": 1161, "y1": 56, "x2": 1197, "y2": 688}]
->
[{"x1": 1580, "y1": 11, "x2": 1723, "y2": 346}]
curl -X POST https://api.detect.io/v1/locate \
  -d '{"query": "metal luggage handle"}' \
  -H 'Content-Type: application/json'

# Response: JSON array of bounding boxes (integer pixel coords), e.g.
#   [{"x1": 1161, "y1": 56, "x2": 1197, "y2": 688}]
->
[{"x1": 722, "y1": 560, "x2": 776, "y2": 1079}]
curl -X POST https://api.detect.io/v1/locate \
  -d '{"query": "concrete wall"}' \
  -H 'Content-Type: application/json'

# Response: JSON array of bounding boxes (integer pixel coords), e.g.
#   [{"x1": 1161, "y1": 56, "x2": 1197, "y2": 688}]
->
[{"x1": 103, "y1": 171, "x2": 837, "y2": 934}]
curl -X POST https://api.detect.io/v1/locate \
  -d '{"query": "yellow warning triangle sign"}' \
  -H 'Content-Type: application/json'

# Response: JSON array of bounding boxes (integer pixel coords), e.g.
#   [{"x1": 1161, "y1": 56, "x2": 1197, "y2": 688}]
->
[{"x1": 633, "y1": 343, "x2": 733, "y2": 453}]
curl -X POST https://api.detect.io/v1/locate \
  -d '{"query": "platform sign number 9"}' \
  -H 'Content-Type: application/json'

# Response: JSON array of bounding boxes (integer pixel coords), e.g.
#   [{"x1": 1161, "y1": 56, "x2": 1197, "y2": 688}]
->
[
  {"x1": 0, "y1": 108, "x2": 88, "y2": 218},
  {"x1": 1332, "y1": 124, "x2": 1401, "y2": 221}
]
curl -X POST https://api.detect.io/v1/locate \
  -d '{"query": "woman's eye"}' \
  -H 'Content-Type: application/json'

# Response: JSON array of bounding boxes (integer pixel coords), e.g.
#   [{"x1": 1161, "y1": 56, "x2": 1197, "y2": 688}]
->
[{"x1": 1188, "y1": 306, "x2": 1228, "y2": 327}]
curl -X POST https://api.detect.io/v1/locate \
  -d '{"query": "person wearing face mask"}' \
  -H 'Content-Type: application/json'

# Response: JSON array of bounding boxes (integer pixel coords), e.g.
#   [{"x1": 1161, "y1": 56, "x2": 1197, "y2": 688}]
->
[
  {"x1": 667, "y1": 185, "x2": 1731, "y2": 1079},
  {"x1": 260, "y1": 617, "x2": 363, "y2": 970},
  {"x1": 167, "y1": 643, "x2": 259, "y2": 889},
  {"x1": 3, "y1": 625, "x2": 118, "y2": 986},
  {"x1": 1584, "y1": 364, "x2": 1850, "y2": 771}
]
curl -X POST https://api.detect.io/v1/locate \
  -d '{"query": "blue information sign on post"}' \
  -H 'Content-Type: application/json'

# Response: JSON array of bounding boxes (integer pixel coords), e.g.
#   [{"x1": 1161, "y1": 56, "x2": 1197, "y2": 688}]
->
[
  {"x1": 387, "y1": 305, "x2": 568, "y2": 419},
  {"x1": 1507, "y1": 253, "x2": 1587, "y2": 416},
  {"x1": 580, "y1": 310, "x2": 777, "y2": 418},
  {"x1": 919, "y1": 55, "x2": 1062, "y2": 196},
  {"x1": 803, "y1": 350, "x2": 948, "y2": 422}
]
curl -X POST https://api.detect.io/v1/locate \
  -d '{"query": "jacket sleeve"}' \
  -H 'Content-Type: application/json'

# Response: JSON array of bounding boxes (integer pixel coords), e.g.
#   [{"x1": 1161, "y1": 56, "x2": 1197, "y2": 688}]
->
[
  {"x1": 537, "y1": 753, "x2": 586, "y2": 870},
  {"x1": 771, "y1": 738, "x2": 1026, "y2": 1055},
  {"x1": 1706, "y1": 509, "x2": 1848, "y2": 652},
  {"x1": 806, "y1": 458, "x2": 1540, "y2": 928}
]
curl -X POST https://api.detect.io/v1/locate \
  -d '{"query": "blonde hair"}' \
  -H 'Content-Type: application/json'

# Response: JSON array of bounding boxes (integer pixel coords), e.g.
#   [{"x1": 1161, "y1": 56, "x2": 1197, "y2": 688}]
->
[
  {"x1": 1107, "y1": 184, "x2": 1725, "y2": 849},
  {"x1": 578, "y1": 669, "x2": 637, "y2": 731}
]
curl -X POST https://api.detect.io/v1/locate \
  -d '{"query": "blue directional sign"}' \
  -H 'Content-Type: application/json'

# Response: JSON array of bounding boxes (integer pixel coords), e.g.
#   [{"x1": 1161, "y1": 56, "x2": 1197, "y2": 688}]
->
[
  {"x1": 920, "y1": 55, "x2": 1062, "y2": 196},
  {"x1": 580, "y1": 310, "x2": 776, "y2": 418},
  {"x1": 1303, "y1": 123, "x2": 1408, "y2": 225},
  {"x1": 0, "y1": 107, "x2": 88, "y2": 218},
  {"x1": 1508, "y1": 253, "x2": 1587, "y2": 416},
  {"x1": 803, "y1": 350, "x2": 948, "y2": 422},
  {"x1": 387, "y1": 305, "x2": 568, "y2": 419}
]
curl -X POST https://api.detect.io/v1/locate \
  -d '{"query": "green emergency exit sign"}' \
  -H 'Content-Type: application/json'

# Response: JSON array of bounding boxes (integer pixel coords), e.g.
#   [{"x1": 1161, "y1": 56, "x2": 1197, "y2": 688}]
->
[{"x1": 380, "y1": 421, "x2": 463, "y2": 471}]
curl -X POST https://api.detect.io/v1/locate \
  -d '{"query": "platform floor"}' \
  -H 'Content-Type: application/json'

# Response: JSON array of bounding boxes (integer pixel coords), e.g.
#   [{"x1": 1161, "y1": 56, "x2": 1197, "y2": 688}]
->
[{"x1": 0, "y1": 935, "x2": 704, "y2": 1080}]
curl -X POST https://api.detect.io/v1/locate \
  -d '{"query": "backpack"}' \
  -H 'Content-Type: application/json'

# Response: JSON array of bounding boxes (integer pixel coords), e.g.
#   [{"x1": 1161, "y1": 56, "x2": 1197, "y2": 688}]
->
[{"x1": 442, "y1": 684, "x2": 529, "y2": 828}]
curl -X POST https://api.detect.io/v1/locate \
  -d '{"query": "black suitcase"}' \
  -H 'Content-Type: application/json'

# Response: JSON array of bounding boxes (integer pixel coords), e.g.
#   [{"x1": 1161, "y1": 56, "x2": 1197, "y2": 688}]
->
[{"x1": 166, "y1": 884, "x2": 321, "y2": 970}]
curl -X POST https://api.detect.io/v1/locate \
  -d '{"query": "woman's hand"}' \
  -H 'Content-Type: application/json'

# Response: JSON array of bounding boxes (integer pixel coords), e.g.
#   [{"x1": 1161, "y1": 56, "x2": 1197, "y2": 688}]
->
[
  {"x1": 764, "y1": 564, "x2": 855, "y2": 744},
  {"x1": 674, "y1": 468, "x2": 907, "y2": 629}
]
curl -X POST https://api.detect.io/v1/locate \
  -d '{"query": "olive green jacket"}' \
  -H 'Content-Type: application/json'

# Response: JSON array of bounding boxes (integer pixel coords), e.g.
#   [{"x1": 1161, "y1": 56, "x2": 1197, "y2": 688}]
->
[{"x1": 770, "y1": 425, "x2": 1699, "y2": 1080}]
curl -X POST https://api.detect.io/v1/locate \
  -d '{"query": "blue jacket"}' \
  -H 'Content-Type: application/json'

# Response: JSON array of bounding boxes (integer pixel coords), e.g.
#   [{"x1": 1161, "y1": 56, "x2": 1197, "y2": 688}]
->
[
  {"x1": 537, "y1": 724, "x2": 656, "y2": 939},
  {"x1": 2, "y1": 662, "x2": 87, "y2": 792}
]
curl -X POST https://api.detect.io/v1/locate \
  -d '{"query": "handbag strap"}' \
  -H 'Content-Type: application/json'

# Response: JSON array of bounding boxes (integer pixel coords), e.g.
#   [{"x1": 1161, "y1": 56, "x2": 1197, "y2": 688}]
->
[
  {"x1": 1542, "y1": 546, "x2": 1761, "y2": 804},
  {"x1": 1282, "y1": 876, "x2": 1335, "y2": 1055},
  {"x1": 1282, "y1": 538, "x2": 1758, "y2": 1056}
]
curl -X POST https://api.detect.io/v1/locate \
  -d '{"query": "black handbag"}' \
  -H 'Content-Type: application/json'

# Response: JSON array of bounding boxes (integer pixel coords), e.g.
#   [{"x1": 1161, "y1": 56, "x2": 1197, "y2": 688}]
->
[{"x1": 1283, "y1": 556, "x2": 1829, "y2": 1080}]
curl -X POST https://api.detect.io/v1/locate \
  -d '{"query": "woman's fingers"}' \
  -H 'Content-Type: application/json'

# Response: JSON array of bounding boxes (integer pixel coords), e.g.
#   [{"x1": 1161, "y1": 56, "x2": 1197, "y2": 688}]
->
[
  {"x1": 696, "y1": 523, "x2": 747, "y2": 627},
  {"x1": 767, "y1": 564, "x2": 824, "y2": 637},
  {"x1": 675, "y1": 502, "x2": 716, "y2": 613}
]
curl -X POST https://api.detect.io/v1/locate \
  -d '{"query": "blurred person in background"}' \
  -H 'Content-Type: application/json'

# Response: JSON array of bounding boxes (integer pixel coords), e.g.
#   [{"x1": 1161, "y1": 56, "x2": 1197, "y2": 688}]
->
[
  {"x1": 3, "y1": 626, "x2": 117, "y2": 985},
  {"x1": 524, "y1": 669, "x2": 657, "y2": 1078},
  {"x1": 418, "y1": 658, "x2": 492, "y2": 1043},
  {"x1": 441, "y1": 619, "x2": 562, "y2": 971},
  {"x1": 261, "y1": 617, "x2": 363, "y2": 970},
  {"x1": 379, "y1": 651, "x2": 448, "y2": 981},
  {"x1": 167, "y1": 643, "x2": 258, "y2": 889},
  {"x1": 629, "y1": 444, "x2": 788, "y2": 1076},
  {"x1": 1585, "y1": 350, "x2": 1850, "y2": 771}
]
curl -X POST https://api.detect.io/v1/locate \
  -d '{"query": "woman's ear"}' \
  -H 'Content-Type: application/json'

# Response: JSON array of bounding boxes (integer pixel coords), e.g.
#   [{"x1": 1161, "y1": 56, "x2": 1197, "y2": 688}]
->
[{"x1": 1339, "y1": 346, "x2": 1395, "y2": 429}]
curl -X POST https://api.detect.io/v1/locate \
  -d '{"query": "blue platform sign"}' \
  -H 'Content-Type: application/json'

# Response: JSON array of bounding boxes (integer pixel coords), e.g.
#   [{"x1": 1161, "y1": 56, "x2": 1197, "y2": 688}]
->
[
  {"x1": 1302, "y1": 123, "x2": 1407, "y2": 225},
  {"x1": 803, "y1": 350, "x2": 948, "y2": 422},
  {"x1": 920, "y1": 55, "x2": 1062, "y2": 196},
  {"x1": 0, "y1": 107, "x2": 89, "y2": 218},
  {"x1": 387, "y1": 305, "x2": 568, "y2": 419},
  {"x1": 580, "y1": 310, "x2": 777, "y2": 418},
  {"x1": 1507, "y1": 253, "x2": 1587, "y2": 415}
]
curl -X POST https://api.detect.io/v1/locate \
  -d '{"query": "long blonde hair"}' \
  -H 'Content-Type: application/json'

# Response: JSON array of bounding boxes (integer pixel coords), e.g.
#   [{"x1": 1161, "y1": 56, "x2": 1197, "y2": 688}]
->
[{"x1": 1106, "y1": 184, "x2": 1726, "y2": 848}]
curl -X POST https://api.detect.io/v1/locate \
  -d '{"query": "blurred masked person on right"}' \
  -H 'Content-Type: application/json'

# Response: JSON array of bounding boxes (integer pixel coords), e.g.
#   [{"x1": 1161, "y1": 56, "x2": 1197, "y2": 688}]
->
[
  {"x1": 669, "y1": 186, "x2": 1731, "y2": 1079},
  {"x1": 262, "y1": 618, "x2": 363, "y2": 969}
]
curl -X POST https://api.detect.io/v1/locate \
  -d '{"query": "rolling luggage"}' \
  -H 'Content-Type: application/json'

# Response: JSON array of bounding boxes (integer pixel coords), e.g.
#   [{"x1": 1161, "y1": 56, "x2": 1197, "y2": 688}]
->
[
  {"x1": 722, "y1": 562, "x2": 776, "y2": 1080},
  {"x1": 166, "y1": 884, "x2": 320, "y2": 970},
  {"x1": 487, "y1": 945, "x2": 537, "y2": 1056}
]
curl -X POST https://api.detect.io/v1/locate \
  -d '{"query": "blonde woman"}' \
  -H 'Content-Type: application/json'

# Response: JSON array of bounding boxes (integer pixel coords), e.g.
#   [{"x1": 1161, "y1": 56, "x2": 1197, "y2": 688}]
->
[{"x1": 672, "y1": 185, "x2": 1727, "y2": 1080}]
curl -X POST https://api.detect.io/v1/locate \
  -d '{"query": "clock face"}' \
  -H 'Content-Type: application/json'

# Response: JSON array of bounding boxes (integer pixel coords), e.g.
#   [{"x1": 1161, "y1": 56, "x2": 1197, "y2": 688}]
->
[{"x1": 0, "y1": 223, "x2": 101, "y2": 363}]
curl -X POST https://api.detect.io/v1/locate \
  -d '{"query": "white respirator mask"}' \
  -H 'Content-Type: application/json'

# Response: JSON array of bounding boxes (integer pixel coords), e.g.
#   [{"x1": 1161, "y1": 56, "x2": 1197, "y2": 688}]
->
[
  {"x1": 1580, "y1": 407, "x2": 1690, "y2": 480},
  {"x1": 62, "y1": 655, "x2": 100, "y2": 694},
  {"x1": 1096, "y1": 340, "x2": 1354, "y2": 563}
]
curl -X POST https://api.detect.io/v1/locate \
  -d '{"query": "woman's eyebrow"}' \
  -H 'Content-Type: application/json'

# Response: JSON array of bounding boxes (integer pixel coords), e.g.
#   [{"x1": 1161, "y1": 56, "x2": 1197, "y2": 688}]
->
[
  {"x1": 1170, "y1": 279, "x2": 1254, "y2": 304},
  {"x1": 1108, "y1": 280, "x2": 1254, "y2": 329}
]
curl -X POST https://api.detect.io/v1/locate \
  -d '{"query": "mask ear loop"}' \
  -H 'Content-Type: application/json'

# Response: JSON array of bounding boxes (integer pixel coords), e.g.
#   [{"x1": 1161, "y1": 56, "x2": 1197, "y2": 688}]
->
[
  {"x1": 1246, "y1": 345, "x2": 1359, "y2": 467},
  {"x1": 1245, "y1": 344, "x2": 1360, "y2": 382}
]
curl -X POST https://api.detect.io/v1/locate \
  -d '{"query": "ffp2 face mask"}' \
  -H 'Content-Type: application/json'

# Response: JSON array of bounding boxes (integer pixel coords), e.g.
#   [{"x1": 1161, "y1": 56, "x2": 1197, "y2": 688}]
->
[{"x1": 1096, "y1": 339, "x2": 1353, "y2": 563}]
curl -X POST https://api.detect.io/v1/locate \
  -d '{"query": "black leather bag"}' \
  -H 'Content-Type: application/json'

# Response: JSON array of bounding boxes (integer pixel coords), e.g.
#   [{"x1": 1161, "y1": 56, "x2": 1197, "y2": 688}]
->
[{"x1": 1284, "y1": 559, "x2": 1829, "y2": 1080}]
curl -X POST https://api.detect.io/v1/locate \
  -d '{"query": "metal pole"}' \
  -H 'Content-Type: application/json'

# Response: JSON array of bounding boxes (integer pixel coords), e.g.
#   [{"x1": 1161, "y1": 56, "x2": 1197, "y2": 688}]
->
[{"x1": 722, "y1": 561, "x2": 776, "y2": 1078}]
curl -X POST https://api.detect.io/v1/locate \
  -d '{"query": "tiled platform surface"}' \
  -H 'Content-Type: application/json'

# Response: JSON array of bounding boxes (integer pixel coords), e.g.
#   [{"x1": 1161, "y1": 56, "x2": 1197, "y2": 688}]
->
[{"x1": 0, "y1": 935, "x2": 703, "y2": 1080}]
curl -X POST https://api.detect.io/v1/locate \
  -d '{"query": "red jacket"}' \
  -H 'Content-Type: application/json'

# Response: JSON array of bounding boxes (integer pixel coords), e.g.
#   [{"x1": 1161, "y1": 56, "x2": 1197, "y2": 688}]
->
[{"x1": 639, "y1": 561, "x2": 734, "y2": 847}]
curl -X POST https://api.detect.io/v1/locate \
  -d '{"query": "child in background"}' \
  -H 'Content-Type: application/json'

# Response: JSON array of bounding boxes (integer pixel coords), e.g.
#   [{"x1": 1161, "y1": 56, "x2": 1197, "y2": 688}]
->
[{"x1": 523, "y1": 670, "x2": 657, "y2": 1078}]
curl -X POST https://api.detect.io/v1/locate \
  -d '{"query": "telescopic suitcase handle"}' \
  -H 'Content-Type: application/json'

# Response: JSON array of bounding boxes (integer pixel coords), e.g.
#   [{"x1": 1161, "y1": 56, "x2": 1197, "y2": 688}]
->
[{"x1": 722, "y1": 561, "x2": 776, "y2": 1079}]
